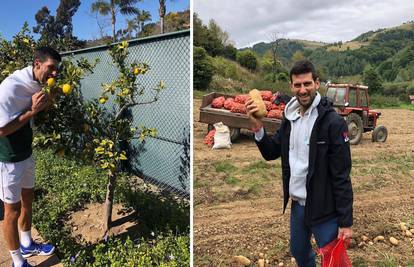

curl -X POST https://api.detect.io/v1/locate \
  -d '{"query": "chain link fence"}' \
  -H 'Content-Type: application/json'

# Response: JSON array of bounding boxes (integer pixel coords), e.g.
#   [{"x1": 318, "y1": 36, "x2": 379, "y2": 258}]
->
[{"x1": 61, "y1": 30, "x2": 190, "y2": 198}]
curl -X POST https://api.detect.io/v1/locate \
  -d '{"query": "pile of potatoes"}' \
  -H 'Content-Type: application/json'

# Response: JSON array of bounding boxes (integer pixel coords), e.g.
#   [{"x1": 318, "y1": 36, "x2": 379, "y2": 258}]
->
[{"x1": 210, "y1": 89, "x2": 285, "y2": 119}]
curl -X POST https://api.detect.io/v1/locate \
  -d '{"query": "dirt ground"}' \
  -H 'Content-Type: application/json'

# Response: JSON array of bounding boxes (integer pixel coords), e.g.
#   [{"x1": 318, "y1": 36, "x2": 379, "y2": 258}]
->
[
  {"x1": 193, "y1": 98, "x2": 414, "y2": 266},
  {"x1": 66, "y1": 203, "x2": 145, "y2": 244}
]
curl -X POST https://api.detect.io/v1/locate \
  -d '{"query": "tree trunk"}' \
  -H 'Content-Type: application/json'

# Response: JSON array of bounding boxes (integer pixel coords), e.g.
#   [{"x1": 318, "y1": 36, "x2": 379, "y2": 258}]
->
[
  {"x1": 104, "y1": 171, "x2": 116, "y2": 235},
  {"x1": 112, "y1": 9, "x2": 116, "y2": 42},
  {"x1": 160, "y1": 17, "x2": 164, "y2": 34}
]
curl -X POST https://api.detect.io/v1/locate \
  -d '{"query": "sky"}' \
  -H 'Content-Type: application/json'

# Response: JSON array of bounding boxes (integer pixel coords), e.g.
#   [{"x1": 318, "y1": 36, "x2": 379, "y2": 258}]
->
[
  {"x1": 0, "y1": 0, "x2": 189, "y2": 41},
  {"x1": 195, "y1": 0, "x2": 414, "y2": 48}
]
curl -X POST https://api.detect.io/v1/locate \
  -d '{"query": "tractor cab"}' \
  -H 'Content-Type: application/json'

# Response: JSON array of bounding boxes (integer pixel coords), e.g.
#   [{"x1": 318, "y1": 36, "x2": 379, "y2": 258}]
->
[{"x1": 325, "y1": 83, "x2": 387, "y2": 145}]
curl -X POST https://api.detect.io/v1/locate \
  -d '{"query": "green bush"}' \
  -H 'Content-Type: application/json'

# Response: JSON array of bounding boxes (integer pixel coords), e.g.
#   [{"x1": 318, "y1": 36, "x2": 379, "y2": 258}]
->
[
  {"x1": 208, "y1": 75, "x2": 246, "y2": 93},
  {"x1": 211, "y1": 56, "x2": 255, "y2": 83},
  {"x1": 88, "y1": 234, "x2": 189, "y2": 267},
  {"x1": 406, "y1": 82, "x2": 414, "y2": 95},
  {"x1": 363, "y1": 66, "x2": 384, "y2": 94},
  {"x1": 369, "y1": 94, "x2": 403, "y2": 107},
  {"x1": 193, "y1": 46, "x2": 214, "y2": 90},
  {"x1": 277, "y1": 72, "x2": 290, "y2": 82},
  {"x1": 0, "y1": 23, "x2": 36, "y2": 83},
  {"x1": 248, "y1": 79, "x2": 290, "y2": 94},
  {"x1": 236, "y1": 49, "x2": 258, "y2": 71},
  {"x1": 382, "y1": 81, "x2": 414, "y2": 98}
]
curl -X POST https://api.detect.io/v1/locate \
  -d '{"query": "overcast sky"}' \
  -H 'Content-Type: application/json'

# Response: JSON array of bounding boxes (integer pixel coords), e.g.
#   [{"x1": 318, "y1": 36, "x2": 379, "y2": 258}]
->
[{"x1": 195, "y1": 0, "x2": 414, "y2": 48}]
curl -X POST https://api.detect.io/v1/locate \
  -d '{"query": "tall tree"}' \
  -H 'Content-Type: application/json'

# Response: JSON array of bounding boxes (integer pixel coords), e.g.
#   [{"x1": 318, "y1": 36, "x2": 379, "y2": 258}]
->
[
  {"x1": 125, "y1": 18, "x2": 138, "y2": 39},
  {"x1": 33, "y1": 7, "x2": 56, "y2": 43},
  {"x1": 208, "y1": 19, "x2": 230, "y2": 46},
  {"x1": 55, "y1": 0, "x2": 81, "y2": 36},
  {"x1": 91, "y1": 0, "x2": 140, "y2": 41},
  {"x1": 159, "y1": 0, "x2": 166, "y2": 34},
  {"x1": 363, "y1": 65, "x2": 384, "y2": 94},
  {"x1": 136, "y1": 9, "x2": 151, "y2": 35},
  {"x1": 33, "y1": 0, "x2": 84, "y2": 51},
  {"x1": 268, "y1": 32, "x2": 283, "y2": 82}
]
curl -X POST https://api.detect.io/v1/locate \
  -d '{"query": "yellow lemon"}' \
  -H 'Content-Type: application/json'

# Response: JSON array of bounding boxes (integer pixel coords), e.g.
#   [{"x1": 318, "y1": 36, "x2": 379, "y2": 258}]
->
[
  {"x1": 133, "y1": 67, "x2": 140, "y2": 75},
  {"x1": 62, "y1": 84, "x2": 72, "y2": 95},
  {"x1": 23, "y1": 38, "x2": 30, "y2": 44},
  {"x1": 47, "y1": 77, "x2": 55, "y2": 87},
  {"x1": 99, "y1": 97, "x2": 107, "y2": 104}
]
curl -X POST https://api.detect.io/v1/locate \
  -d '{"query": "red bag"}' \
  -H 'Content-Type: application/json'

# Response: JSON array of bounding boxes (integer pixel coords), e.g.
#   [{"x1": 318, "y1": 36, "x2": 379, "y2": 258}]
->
[
  {"x1": 271, "y1": 103, "x2": 280, "y2": 110},
  {"x1": 230, "y1": 102, "x2": 247, "y2": 114},
  {"x1": 211, "y1": 96, "x2": 225, "y2": 108},
  {"x1": 267, "y1": 109, "x2": 283, "y2": 119},
  {"x1": 224, "y1": 97, "x2": 235, "y2": 110},
  {"x1": 319, "y1": 238, "x2": 352, "y2": 267},
  {"x1": 264, "y1": 100, "x2": 273, "y2": 111},
  {"x1": 260, "y1": 90, "x2": 273, "y2": 101},
  {"x1": 234, "y1": 94, "x2": 249, "y2": 104},
  {"x1": 203, "y1": 129, "x2": 216, "y2": 147}
]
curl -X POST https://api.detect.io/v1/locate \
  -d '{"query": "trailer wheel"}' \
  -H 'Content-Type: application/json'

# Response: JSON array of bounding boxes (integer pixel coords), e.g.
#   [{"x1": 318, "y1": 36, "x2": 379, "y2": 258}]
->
[
  {"x1": 207, "y1": 124, "x2": 241, "y2": 143},
  {"x1": 346, "y1": 113, "x2": 363, "y2": 145},
  {"x1": 372, "y1": 125, "x2": 388, "y2": 142}
]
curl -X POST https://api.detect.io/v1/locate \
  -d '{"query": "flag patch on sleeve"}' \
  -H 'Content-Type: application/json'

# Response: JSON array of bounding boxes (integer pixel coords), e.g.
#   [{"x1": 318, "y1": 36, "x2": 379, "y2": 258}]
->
[{"x1": 343, "y1": 131, "x2": 349, "y2": 142}]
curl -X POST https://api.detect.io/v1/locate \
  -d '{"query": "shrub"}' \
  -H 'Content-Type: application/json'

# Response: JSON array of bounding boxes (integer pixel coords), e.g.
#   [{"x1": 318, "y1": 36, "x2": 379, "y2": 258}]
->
[
  {"x1": 208, "y1": 75, "x2": 246, "y2": 93},
  {"x1": 369, "y1": 94, "x2": 403, "y2": 107},
  {"x1": 88, "y1": 234, "x2": 189, "y2": 267},
  {"x1": 0, "y1": 23, "x2": 36, "y2": 83},
  {"x1": 382, "y1": 82, "x2": 408, "y2": 95},
  {"x1": 194, "y1": 46, "x2": 214, "y2": 90},
  {"x1": 236, "y1": 49, "x2": 258, "y2": 71},
  {"x1": 363, "y1": 66, "x2": 384, "y2": 94},
  {"x1": 406, "y1": 82, "x2": 414, "y2": 95}
]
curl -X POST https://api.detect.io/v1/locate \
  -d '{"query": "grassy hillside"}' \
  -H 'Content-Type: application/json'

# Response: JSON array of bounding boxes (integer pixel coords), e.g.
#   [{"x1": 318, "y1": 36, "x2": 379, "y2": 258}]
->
[
  {"x1": 327, "y1": 21, "x2": 414, "y2": 51},
  {"x1": 202, "y1": 56, "x2": 290, "y2": 95},
  {"x1": 247, "y1": 21, "x2": 414, "y2": 84}
]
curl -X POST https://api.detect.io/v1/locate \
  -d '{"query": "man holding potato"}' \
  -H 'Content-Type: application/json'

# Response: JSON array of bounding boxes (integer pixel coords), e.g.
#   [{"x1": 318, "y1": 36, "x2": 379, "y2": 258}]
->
[{"x1": 246, "y1": 60, "x2": 353, "y2": 266}]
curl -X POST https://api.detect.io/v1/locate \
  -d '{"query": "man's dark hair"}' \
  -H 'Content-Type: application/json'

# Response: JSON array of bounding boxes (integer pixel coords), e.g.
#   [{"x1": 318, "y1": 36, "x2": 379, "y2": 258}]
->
[
  {"x1": 33, "y1": 47, "x2": 61, "y2": 65},
  {"x1": 289, "y1": 60, "x2": 318, "y2": 82}
]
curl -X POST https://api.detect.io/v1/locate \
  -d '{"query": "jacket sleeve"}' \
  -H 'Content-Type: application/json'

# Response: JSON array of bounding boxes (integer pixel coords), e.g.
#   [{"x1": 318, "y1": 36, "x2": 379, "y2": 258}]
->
[
  {"x1": 328, "y1": 116, "x2": 353, "y2": 227},
  {"x1": 255, "y1": 125, "x2": 283, "y2": 161}
]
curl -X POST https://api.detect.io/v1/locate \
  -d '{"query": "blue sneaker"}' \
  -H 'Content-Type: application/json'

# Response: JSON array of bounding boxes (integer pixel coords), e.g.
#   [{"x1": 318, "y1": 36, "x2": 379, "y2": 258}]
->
[
  {"x1": 12, "y1": 260, "x2": 34, "y2": 267},
  {"x1": 20, "y1": 240, "x2": 55, "y2": 258}
]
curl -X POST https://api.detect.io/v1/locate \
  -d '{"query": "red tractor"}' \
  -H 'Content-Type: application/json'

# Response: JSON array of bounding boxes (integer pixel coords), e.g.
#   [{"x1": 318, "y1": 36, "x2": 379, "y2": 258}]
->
[{"x1": 325, "y1": 83, "x2": 388, "y2": 145}]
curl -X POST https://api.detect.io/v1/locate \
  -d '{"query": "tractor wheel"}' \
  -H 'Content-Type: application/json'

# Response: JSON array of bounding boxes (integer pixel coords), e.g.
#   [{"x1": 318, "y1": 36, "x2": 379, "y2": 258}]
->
[
  {"x1": 207, "y1": 124, "x2": 241, "y2": 143},
  {"x1": 346, "y1": 113, "x2": 363, "y2": 145},
  {"x1": 372, "y1": 125, "x2": 388, "y2": 142}
]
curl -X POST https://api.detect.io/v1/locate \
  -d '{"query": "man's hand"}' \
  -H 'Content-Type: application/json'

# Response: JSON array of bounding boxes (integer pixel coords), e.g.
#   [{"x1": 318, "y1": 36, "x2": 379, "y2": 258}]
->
[
  {"x1": 31, "y1": 91, "x2": 49, "y2": 114},
  {"x1": 338, "y1": 227, "x2": 352, "y2": 240},
  {"x1": 245, "y1": 98, "x2": 263, "y2": 131}
]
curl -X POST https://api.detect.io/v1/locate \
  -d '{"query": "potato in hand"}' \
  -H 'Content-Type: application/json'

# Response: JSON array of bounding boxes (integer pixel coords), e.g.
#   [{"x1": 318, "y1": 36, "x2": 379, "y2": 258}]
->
[{"x1": 249, "y1": 89, "x2": 267, "y2": 119}]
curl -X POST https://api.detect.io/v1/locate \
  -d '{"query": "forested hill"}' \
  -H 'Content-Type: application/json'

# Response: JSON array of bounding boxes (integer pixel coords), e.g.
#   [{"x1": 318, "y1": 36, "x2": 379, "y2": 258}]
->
[{"x1": 246, "y1": 21, "x2": 414, "y2": 82}]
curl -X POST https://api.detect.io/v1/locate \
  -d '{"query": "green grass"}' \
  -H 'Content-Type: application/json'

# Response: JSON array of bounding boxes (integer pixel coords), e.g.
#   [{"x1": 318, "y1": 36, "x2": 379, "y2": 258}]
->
[
  {"x1": 399, "y1": 103, "x2": 414, "y2": 111},
  {"x1": 198, "y1": 159, "x2": 282, "y2": 201},
  {"x1": 224, "y1": 176, "x2": 240, "y2": 185},
  {"x1": 194, "y1": 90, "x2": 207, "y2": 99},
  {"x1": 213, "y1": 161, "x2": 237, "y2": 173},
  {"x1": 352, "y1": 257, "x2": 369, "y2": 267}
]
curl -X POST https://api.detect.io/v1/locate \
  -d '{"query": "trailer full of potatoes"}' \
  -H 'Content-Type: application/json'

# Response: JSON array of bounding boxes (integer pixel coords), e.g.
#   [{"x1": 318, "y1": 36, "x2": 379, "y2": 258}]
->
[
  {"x1": 199, "y1": 90, "x2": 289, "y2": 142},
  {"x1": 209, "y1": 90, "x2": 286, "y2": 120}
]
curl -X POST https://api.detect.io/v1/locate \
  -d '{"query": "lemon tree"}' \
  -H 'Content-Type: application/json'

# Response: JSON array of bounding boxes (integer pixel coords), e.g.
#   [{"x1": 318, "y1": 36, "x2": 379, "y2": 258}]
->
[
  {"x1": 0, "y1": 23, "x2": 35, "y2": 82},
  {"x1": 34, "y1": 57, "x2": 99, "y2": 158},
  {"x1": 94, "y1": 40, "x2": 165, "y2": 234}
]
